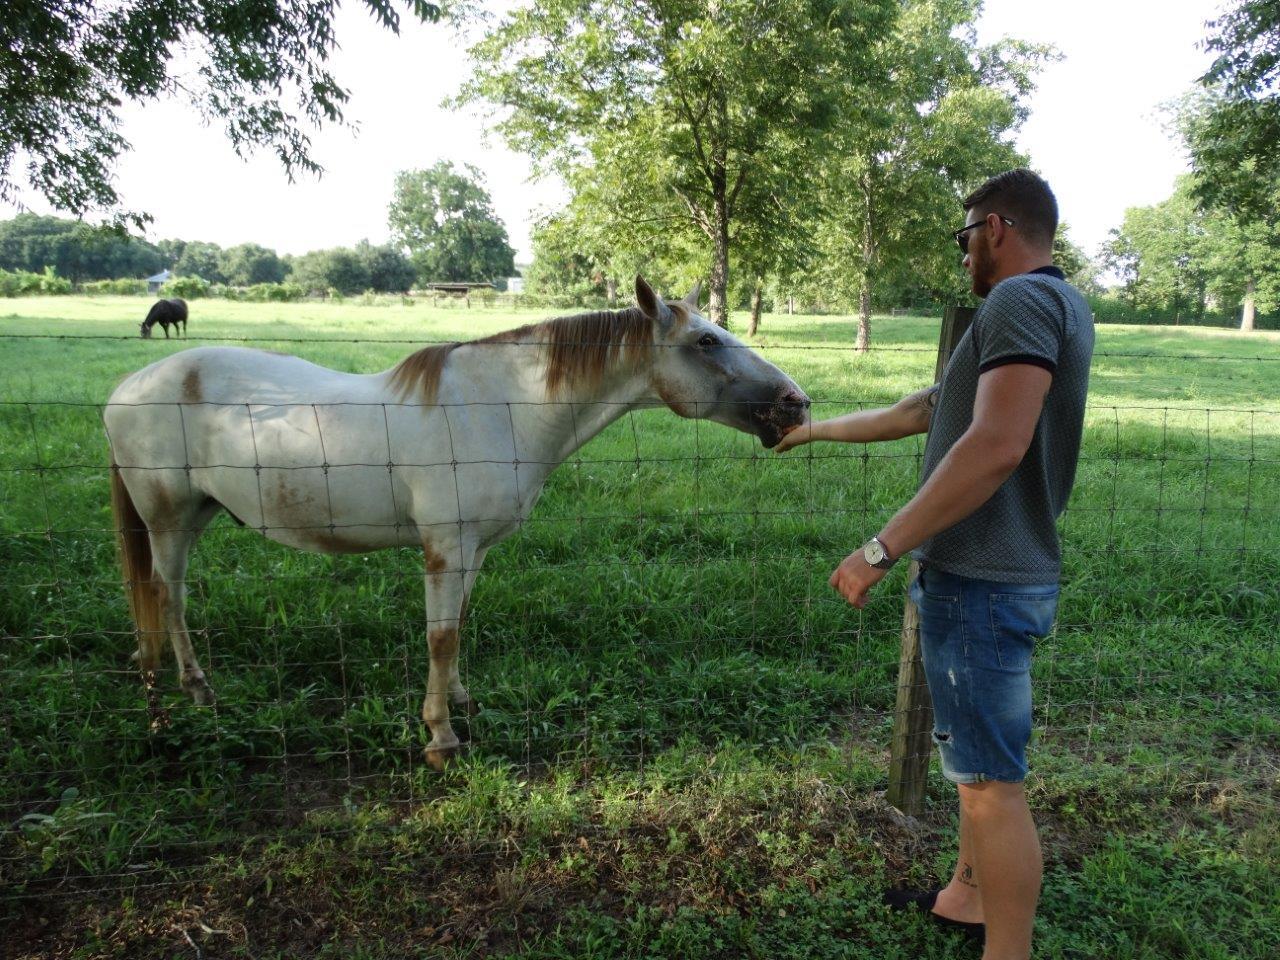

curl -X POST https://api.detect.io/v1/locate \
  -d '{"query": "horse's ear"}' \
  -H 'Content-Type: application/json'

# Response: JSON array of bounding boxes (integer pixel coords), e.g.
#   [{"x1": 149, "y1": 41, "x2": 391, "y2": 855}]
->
[
  {"x1": 683, "y1": 281, "x2": 702, "y2": 310},
  {"x1": 635, "y1": 275, "x2": 670, "y2": 324}
]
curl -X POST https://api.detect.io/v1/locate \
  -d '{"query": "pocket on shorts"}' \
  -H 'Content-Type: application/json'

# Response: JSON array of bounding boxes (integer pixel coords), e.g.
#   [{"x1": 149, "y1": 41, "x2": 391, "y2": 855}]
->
[{"x1": 988, "y1": 590, "x2": 1059, "y2": 671}]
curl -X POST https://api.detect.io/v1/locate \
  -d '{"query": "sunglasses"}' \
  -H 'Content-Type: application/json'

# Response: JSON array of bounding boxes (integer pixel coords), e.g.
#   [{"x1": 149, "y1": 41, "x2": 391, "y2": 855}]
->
[{"x1": 954, "y1": 215, "x2": 1016, "y2": 253}]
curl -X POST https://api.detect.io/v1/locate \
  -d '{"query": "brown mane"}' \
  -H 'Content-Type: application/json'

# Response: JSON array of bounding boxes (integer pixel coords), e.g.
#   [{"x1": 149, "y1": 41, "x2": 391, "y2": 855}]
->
[{"x1": 390, "y1": 306, "x2": 668, "y2": 402}]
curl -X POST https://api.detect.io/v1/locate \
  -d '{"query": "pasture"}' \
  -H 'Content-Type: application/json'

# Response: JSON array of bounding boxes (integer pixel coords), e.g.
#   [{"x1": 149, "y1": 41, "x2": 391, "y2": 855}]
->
[{"x1": 1, "y1": 296, "x2": 1278, "y2": 959}]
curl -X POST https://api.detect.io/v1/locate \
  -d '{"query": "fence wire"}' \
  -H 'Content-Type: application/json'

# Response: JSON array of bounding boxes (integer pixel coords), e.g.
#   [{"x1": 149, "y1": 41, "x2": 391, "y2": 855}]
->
[{"x1": 1, "y1": 333, "x2": 1278, "y2": 911}]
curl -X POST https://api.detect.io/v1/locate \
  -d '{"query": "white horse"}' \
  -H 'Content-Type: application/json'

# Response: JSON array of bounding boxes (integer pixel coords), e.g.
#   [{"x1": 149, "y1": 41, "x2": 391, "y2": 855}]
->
[{"x1": 104, "y1": 277, "x2": 809, "y2": 767}]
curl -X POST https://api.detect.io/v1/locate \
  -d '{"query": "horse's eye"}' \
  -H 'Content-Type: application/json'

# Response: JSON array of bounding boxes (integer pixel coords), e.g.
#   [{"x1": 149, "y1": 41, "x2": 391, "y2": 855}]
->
[{"x1": 697, "y1": 333, "x2": 720, "y2": 348}]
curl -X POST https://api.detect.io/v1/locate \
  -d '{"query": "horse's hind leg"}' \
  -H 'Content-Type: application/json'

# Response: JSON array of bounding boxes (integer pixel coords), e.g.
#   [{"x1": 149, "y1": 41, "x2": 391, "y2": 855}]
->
[{"x1": 149, "y1": 498, "x2": 221, "y2": 705}]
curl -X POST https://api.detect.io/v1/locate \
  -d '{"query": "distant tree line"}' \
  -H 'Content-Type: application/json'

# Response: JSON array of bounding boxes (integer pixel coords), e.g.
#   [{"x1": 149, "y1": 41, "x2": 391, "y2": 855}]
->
[{"x1": 0, "y1": 160, "x2": 518, "y2": 297}]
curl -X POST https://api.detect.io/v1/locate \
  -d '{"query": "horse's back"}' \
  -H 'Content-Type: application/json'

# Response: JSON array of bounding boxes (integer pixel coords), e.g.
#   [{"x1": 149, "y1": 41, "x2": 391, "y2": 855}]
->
[{"x1": 106, "y1": 347, "x2": 433, "y2": 552}]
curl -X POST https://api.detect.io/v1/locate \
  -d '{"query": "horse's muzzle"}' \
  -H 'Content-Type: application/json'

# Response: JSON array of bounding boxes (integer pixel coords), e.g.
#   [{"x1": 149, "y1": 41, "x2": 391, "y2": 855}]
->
[{"x1": 752, "y1": 389, "x2": 810, "y2": 449}]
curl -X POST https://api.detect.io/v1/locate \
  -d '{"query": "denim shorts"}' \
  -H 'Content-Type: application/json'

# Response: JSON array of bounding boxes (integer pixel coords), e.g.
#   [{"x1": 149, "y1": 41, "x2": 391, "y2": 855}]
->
[{"x1": 908, "y1": 566, "x2": 1059, "y2": 784}]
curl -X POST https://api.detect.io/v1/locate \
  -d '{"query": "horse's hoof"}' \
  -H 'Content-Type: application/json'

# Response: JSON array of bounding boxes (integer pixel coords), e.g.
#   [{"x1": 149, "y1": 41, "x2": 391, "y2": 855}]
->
[
  {"x1": 424, "y1": 743, "x2": 461, "y2": 771},
  {"x1": 464, "y1": 698, "x2": 482, "y2": 718},
  {"x1": 182, "y1": 674, "x2": 217, "y2": 706}
]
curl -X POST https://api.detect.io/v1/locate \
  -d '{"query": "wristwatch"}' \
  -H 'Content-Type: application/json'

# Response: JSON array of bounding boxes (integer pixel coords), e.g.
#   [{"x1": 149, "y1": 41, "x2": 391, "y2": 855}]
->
[{"x1": 863, "y1": 535, "x2": 896, "y2": 570}]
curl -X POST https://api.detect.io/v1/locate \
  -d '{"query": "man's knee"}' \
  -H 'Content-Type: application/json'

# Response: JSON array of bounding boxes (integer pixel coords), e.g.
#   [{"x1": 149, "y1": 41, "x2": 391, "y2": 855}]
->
[{"x1": 957, "y1": 779, "x2": 1027, "y2": 819}]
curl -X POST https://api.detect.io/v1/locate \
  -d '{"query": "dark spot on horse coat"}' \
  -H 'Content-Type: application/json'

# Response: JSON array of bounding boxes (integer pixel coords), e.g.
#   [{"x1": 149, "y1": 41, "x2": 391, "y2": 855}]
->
[
  {"x1": 423, "y1": 542, "x2": 449, "y2": 576},
  {"x1": 428, "y1": 626, "x2": 460, "y2": 657},
  {"x1": 147, "y1": 480, "x2": 181, "y2": 531},
  {"x1": 181, "y1": 368, "x2": 202, "y2": 404}
]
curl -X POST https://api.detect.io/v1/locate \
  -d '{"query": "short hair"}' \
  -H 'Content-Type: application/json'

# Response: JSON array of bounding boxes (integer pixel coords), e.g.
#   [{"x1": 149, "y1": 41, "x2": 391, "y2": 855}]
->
[{"x1": 963, "y1": 169, "x2": 1058, "y2": 249}]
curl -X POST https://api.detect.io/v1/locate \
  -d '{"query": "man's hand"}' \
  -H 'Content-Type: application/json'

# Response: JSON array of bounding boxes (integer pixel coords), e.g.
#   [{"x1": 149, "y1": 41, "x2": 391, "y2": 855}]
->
[
  {"x1": 772, "y1": 417, "x2": 812, "y2": 453},
  {"x1": 829, "y1": 549, "x2": 889, "y2": 608}
]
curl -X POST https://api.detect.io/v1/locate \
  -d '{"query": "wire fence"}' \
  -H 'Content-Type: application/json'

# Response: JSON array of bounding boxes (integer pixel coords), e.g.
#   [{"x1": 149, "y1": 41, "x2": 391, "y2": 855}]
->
[{"x1": 1, "y1": 326, "x2": 1278, "y2": 909}]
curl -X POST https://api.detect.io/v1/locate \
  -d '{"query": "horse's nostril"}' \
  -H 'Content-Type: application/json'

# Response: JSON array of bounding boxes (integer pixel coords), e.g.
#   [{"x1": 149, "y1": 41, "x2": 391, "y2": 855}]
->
[{"x1": 780, "y1": 389, "x2": 809, "y2": 409}]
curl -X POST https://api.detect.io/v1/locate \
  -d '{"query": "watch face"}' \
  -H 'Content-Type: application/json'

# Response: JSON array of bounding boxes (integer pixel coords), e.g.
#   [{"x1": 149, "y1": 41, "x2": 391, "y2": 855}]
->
[{"x1": 864, "y1": 540, "x2": 885, "y2": 565}]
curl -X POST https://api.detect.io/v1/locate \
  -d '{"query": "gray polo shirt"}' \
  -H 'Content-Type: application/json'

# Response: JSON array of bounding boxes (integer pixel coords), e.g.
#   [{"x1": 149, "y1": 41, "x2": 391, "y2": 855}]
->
[{"x1": 913, "y1": 266, "x2": 1094, "y2": 584}]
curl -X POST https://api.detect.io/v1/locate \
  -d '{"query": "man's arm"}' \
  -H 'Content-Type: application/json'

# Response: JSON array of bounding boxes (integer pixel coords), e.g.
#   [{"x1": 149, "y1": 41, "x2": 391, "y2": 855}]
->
[
  {"x1": 774, "y1": 384, "x2": 938, "y2": 453},
  {"x1": 829, "y1": 364, "x2": 1052, "y2": 607}
]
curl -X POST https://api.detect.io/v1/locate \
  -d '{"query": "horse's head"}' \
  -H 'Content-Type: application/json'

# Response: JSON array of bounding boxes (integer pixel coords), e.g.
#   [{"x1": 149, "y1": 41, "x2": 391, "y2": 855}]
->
[
  {"x1": 637, "y1": 276, "x2": 809, "y2": 449},
  {"x1": 139, "y1": 321, "x2": 151, "y2": 339}
]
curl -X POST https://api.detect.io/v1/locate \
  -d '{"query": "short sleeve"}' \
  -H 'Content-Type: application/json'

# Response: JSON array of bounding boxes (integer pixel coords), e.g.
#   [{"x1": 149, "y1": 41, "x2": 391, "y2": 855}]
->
[{"x1": 973, "y1": 277, "x2": 1067, "y2": 375}]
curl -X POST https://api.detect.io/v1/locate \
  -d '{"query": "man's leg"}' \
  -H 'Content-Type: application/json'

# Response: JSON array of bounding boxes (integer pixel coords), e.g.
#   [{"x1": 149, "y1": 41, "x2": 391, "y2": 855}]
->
[
  {"x1": 960, "y1": 779, "x2": 1041, "y2": 960},
  {"x1": 932, "y1": 796, "x2": 984, "y2": 923}
]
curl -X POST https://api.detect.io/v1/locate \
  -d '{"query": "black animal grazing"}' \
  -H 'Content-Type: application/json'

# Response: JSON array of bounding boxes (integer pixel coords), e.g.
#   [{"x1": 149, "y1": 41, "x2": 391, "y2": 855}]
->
[{"x1": 140, "y1": 298, "x2": 188, "y2": 339}]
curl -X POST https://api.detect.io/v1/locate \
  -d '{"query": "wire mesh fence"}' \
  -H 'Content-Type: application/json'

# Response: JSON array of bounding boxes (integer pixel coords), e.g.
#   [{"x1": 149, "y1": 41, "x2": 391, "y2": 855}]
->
[{"x1": 1, "y1": 326, "x2": 1278, "y2": 915}]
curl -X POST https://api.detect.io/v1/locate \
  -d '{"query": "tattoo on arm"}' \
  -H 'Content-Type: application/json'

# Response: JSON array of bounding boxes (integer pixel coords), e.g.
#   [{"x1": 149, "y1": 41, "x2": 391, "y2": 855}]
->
[
  {"x1": 915, "y1": 385, "x2": 940, "y2": 414},
  {"x1": 905, "y1": 384, "x2": 939, "y2": 429}
]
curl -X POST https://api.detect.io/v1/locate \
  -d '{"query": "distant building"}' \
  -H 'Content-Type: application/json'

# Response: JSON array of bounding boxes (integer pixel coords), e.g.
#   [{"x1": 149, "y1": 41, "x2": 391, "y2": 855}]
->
[
  {"x1": 507, "y1": 276, "x2": 525, "y2": 294},
  {"x1": 146, "y1": 269, "x2": 171, "y2": 294},
  {"x1": 422, "y1": 282, "x2": 496, "y2": 295}
]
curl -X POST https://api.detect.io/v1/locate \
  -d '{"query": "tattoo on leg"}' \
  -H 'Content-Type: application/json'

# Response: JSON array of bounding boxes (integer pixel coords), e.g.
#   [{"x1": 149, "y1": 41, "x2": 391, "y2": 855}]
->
[{"x1": 959, "y1": 862, "x2": 977, "y2": 888}]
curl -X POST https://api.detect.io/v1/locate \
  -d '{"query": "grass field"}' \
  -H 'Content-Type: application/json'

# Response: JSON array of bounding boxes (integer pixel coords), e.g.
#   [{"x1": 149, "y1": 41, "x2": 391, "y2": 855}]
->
[{"x1": 1, "y1": 296, "x2": 1278, "y2": 959}]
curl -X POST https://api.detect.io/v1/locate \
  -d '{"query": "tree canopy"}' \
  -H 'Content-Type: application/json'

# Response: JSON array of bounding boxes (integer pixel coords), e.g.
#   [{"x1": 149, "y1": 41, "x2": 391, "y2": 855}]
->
[
  {"x1": 388, "y1": 162, "x2": 516, "y2": 283},
  {"x1": 1190, "y1": 0, "x2": 1280, "y2": 217},
  {"x1": 458, "y1": 0, "x2": 899, "y2": 327},
  {"x1": 0, "y1": 1, "x2": 441, "y2": 224}
]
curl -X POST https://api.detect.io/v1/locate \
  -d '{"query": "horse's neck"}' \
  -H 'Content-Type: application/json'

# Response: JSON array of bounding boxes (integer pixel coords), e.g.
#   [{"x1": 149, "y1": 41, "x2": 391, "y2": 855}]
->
[{"x1": 451, "y1": 337, "x2": 652, "y2": 468}]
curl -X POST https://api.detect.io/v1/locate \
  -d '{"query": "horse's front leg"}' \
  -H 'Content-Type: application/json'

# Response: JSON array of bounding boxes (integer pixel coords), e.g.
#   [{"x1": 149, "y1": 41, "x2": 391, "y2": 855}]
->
[
  {"x1": 421, "y1": 538, "x2": 476, "y2": 770},
  {"x1": 449, "y1": 546, "x2": 488, "y2": 724}
]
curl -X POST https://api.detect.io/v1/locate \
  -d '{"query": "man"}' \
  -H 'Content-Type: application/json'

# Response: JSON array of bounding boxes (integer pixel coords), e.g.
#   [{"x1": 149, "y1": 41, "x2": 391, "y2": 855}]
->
[{"x1": 776, "y1": 169, "x2": 1094, "y2": 960}]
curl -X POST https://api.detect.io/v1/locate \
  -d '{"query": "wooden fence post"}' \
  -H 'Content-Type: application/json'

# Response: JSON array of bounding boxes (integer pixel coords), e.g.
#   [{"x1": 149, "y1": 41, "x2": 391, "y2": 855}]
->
[{"x1": 885, "y1": 304, "x2": 976, "y2": 815}]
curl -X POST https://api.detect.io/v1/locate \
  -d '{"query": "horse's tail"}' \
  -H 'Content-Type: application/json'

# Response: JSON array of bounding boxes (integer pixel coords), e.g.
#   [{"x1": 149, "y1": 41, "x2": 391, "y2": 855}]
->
[{"x1": 111, "y1": 466, "x2": 165, "y2": 666}]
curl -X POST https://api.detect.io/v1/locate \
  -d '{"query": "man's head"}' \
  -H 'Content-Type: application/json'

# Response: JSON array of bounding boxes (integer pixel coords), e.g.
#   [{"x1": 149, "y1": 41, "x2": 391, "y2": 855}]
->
[{"x1": 957, "y1": 169, "x2": 1058, "y2": 298}]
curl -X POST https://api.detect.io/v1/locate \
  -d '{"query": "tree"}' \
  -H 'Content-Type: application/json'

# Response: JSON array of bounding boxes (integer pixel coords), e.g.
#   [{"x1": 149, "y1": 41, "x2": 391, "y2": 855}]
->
[
  {"x1": 388, "y1": 162, "x2": 516, "y2": 283},
  {"x1": 1190, "y1": 0, "x2": 1280, "y2": 218},
  {"x1": 0, "y1": 213, "x2": 163, "y2": 280},
  {"x1": 1052, "y1": 223, "x2": 1100, "y2": 295},
  {"x1": 1174, "y1": 90, "x2": 1280, "y2": 330},
  {"x1": 173, "y1": 241, "x2": 227, "y2": 284},
  {"x1": 292, "y1": 248, "x2": 370, "y2": 295},
  {"x1": 289, "y1": 242, "x2": 414, "y2": 295},
  {"x1": 810, "y1": 0, "x2": 1050, "y2": 349},
  {"x1": 1100, "y1": 174, "x2": 1280, "y2": 327},
  {"x1": 356, "y1": 240, "x2": 417, "y2": 293},
  {"x1": 219, "y1": 243, "x2": 287, "y2": 286},
  {"x1": 457, "y1": 0, "x2": 898, "y2": 328},
  {"x1": 1, "y1": 1, "x2": 441, "y2": 224},
  {"x1": 525, "y1": 211, "x2": 606, "y2": 301}
]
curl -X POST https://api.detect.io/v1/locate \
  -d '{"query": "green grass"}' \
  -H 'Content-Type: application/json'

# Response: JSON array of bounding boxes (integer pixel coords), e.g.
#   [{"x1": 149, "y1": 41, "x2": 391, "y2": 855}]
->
[{"x1": 1, "y1": 296, "x2": 1277, "y2": 958}]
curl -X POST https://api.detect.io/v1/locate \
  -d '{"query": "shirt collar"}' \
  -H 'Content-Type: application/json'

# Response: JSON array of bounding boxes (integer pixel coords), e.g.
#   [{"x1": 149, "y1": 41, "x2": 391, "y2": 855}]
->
[{"x1": 1028, "y1": 265, "x2": 1065, "y2": 280}]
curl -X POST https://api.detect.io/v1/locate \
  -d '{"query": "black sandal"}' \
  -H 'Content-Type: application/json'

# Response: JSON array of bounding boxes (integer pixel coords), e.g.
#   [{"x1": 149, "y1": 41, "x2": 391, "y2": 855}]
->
[{"x1": 883, "y1": 887, "x2": 986, "y2": 941}]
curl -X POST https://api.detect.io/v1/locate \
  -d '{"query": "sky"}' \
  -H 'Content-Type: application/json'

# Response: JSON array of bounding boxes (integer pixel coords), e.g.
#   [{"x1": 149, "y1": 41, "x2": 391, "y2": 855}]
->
[{"x1": 2, "y1": 0, "x2": 1226, "y2": 263}]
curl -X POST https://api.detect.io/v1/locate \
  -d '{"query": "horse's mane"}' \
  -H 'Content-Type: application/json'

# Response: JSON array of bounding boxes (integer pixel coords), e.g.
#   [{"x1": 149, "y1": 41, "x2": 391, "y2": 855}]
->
[{"x1": 391, "y1": 305, "x2": 682, "y2": 403}]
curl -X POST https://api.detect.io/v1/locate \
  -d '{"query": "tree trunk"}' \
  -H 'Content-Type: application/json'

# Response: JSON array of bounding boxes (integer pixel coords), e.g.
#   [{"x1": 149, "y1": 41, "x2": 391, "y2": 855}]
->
[
  {"x1": 747, "y1": 277, "x2": 763, "y2": 336},
  {"x1": 787, "y1": 295, "x2": 794, "y2": 315},
  {"x1": 605, "y1": 276, "x2": 617, "y2": 306},
  {"x1": 856, "y1": 284, "x2": 872, "y2": 352},
  {"x1": 709, "y1": 198, "x2": 730, "y2": 329},
  {"x1": 1241, "y1": 277, "x2": 1256, "y2": 331},
  {"x1": 855, "y1": 171, "x2": 874, "y2": 352}
]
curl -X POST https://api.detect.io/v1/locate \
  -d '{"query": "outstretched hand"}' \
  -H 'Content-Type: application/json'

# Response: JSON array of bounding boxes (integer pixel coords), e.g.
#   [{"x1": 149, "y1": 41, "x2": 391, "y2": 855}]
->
[{"x1": 772, "y1": 418, "x2": 812, "y2": 454}]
